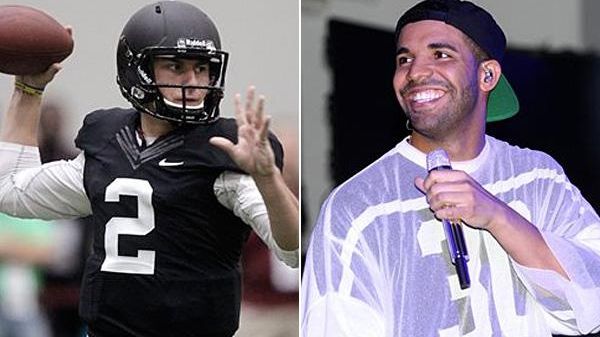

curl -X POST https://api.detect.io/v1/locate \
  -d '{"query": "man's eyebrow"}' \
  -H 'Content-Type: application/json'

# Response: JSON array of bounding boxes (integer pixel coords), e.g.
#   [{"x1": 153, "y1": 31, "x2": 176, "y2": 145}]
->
[
  {"x1": 428, "y1": 42, "x2": 458, "y2": 52},
  {"x1": 396, "y1": 42, "x2": 459, "y2": 56},
  {"x1": 396, "y1": 47, "x2": 409, "y2": 56}
]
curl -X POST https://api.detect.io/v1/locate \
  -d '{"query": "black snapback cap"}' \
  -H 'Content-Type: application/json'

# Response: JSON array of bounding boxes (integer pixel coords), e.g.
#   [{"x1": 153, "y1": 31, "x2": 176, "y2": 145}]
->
[{"x1": 395, "y1": 0, "x2": 519, "y2": 122}]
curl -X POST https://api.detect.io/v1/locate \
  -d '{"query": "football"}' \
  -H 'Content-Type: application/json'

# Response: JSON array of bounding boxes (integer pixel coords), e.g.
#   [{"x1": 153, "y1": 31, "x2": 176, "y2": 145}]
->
[{"x1": 0, "y1": 5, "x2": 74, "y2": 75}]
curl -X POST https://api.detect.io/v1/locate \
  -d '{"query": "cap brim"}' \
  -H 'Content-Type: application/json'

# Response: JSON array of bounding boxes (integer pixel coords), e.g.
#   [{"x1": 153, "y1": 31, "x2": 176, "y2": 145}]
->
[{"x1": 486, "y1": 74, "x2": 519, "y2": 122}]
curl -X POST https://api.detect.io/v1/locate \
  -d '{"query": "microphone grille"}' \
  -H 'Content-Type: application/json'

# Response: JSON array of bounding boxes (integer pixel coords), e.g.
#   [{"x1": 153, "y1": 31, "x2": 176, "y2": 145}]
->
[{"x1": 427, "y1": 148, "x2": 451, "y2": 171}]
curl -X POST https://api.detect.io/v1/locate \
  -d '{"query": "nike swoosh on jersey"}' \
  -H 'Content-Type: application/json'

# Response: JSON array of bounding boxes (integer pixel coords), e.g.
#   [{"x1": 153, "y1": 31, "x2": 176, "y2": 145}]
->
[{"x1": 158, "y1": 158, "x2": 184, "y2": 167}]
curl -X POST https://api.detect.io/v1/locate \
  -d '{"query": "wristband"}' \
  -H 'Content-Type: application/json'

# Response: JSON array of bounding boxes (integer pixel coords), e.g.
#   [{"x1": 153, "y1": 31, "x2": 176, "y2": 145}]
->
[{"x1": 15, "y1": 80, "x2": 45, "y2": 97}]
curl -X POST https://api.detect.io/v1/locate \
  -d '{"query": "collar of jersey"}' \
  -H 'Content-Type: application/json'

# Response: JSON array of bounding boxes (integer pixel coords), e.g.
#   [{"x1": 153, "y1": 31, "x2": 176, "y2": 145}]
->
[{"x1": 396, "y1": 135, "x2": 491, "y2": 174}]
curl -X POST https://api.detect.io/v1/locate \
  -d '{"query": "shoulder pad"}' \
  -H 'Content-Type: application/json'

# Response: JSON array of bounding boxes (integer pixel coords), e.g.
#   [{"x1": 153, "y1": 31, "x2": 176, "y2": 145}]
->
[{"x1": 75, "y1": 108, "x2": 137, "y2": 155}]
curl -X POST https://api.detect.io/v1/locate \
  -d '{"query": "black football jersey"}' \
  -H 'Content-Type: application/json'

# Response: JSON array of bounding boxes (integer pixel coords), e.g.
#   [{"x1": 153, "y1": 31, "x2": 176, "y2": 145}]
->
[{"x1": 74, "y1": 108, "x2": 283, "y2": 337}]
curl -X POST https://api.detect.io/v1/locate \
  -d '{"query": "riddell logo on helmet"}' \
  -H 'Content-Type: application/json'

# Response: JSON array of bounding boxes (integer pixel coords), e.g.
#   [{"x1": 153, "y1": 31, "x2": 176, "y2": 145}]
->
[
  {"x1": 176, "y1": 38, "x2": 216, "y2": 51},
  {"x1": 138, "y1": 67, "x2": 153, "y2": 84}
]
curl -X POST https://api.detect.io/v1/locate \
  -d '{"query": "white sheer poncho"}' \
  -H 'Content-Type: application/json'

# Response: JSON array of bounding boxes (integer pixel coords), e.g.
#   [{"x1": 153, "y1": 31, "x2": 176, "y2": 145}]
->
[{"x1": 302, "y1": 136, "x2": 600, "y2": 336}]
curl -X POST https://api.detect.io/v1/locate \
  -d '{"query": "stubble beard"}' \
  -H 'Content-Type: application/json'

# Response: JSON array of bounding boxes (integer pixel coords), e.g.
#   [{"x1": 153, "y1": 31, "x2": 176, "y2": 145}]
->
[{"x1": 405, "y1": 78, "x2": 479, "y2": 141}]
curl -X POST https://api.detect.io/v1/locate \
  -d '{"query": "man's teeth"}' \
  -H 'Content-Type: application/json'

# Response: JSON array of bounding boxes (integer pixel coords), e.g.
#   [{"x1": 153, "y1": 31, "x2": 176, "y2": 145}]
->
[{"x1": 411, "y1": 90, "x2": 443, "y2": 103}]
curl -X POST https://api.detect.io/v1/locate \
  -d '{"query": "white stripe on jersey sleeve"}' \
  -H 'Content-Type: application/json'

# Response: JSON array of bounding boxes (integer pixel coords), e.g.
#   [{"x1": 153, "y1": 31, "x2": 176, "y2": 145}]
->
[
  {"x1": 0, "y1": 142, "x2": 91, "y2": 219},
  {"x1": 213, "y1": 170, "x2": 299, "y2": 268}
]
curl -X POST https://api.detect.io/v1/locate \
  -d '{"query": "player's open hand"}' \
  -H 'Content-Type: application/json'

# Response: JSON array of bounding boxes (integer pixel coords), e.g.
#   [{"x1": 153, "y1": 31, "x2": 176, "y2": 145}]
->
[{"x1": 210, "y1": 86, "x2": 277, "y2": 177}]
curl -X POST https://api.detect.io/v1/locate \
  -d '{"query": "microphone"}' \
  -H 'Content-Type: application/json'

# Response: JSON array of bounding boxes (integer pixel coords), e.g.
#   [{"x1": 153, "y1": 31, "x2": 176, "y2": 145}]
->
[{"x1": 426, "y1": 148, "x2": 471, "y2": 289}]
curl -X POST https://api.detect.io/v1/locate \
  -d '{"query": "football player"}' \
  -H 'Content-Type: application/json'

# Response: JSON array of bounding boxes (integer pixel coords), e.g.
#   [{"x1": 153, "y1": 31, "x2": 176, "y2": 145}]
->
[{"x1": 0, "y1": 2, "x2": 298, "y2": 336}]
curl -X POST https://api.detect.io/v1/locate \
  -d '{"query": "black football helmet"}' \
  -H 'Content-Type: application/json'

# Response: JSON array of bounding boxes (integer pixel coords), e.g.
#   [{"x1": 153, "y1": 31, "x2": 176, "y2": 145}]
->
[{"x1": 116, "y1": 1, "x2": 228, "y2": 124}]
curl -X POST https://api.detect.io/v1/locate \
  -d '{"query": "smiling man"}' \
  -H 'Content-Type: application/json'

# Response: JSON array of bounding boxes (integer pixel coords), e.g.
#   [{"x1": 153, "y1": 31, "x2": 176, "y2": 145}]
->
[{"x1": 301, "y1": 0, "x2": 600, "y2": 336}]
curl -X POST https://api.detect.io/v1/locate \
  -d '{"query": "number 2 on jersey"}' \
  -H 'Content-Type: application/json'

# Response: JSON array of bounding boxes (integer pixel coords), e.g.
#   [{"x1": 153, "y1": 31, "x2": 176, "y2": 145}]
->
[{"x1": 101, "y1": 178, "x2": 156, "y2": 274}]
